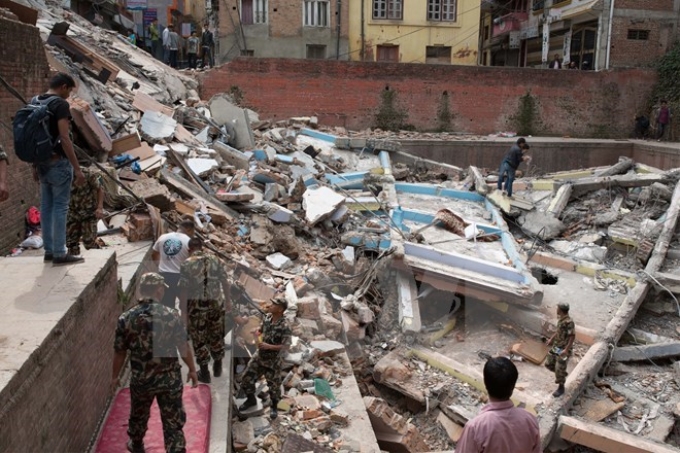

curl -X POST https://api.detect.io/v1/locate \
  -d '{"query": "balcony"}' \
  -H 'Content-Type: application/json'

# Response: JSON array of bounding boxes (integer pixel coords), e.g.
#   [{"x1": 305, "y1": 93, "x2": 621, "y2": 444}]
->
[{"x1": 492, "y1": 12, "x2": 528, "y2": 37}]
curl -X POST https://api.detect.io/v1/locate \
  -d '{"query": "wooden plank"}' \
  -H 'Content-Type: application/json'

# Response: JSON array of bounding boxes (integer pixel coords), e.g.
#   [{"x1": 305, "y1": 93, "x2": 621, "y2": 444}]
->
[
  {"x1": 132, "y1": 91, "x2": 175, "y2": 117},
  {"x1": 111, "y1": 132, "x2": 142, "y2": 155},
  {"x1": 159, "y1": 169, "x2": 238, "y2": 221},
  {"x1": 558, "y1": 416, "x2": 678, "y2": 453},
  {"x1": 436, "y1": 413, "x2": 464, "y2": 443},
  {"x1": 0, "y1": 0, "x2": 37, "y2": 24},
  {"x1": 575, "y1": 398, "x2": 625, "y2": 422},
  {"x1": 167, "y1": 149, "x2": 213, "y2": 195},
  {"x1": 511, "y1": 339, "x2": 550, "y2": 365},
  {"x1": 612, "y1": 342, "x2": 680, "y2": 362}
]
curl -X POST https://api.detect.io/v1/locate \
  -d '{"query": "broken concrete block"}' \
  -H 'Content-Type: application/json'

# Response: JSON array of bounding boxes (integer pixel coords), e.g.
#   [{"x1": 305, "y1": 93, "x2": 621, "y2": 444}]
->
[
  {"x1": 292, "y1": 276, "x2": 312, "y2": 297},
  {"x1": 212, "y1": 141, "x2": 250, "y2": 170},
  {"x1": 437, "y1": 412, "x2": 464, "y2": 443},
  {"x1": 140, "y1": 110, "x2": 177, "y2": 142},
  {"x1": 356, "y1": 304, "x2": 375, "y2": 324},
  {"x1": 320, "y1": 314, "x2": 343, "y2": 340},
  {"x1": 68, "y1": 98, "x2": 112, "y2": 153},
  {"x1": 364, "y1": 397, "x2": 429, "y2": 452},
  {"x1": 373, "y1": 352, "x2": 412, "y2": 384},
  {"x1": 232, "y1": 420, "x2": 255, "y2": 446},
  {"x1": 122, "y1": 213, "x2": 154, "y2": 242},
  {"x1": 303, "y1": 186, "x2": 346, "y2": 226},
  {"x1": 186, "y1": 158, "x2": 218, "y2": 177},
  {"x1": 249, "y1": 215, "x2": 273, "y2": 245},
  {"x1": 519, "y1": 210, "x2": 566, "y2": 240},
  {"x1": 579, "y1": 233, "x2": 604, "y2": 245},
  {"x1": 339, "y1": 246, "x2": 355, "y2": 273},
  {"x1": 215, "y1": 191, "x2": 254, "y2": 202},
  {"x1": 341, "y1": 311, "x2": 365, "y2": 343},
  {"x1": 208, "y1": 95, "x2": 255, "y2": 149},
  {"x1": 266, "y1": 252, "x2": 292, "y2": 271},
  {"x1": 127, "y1": 178, "x2": 174, "y2": 212},
  {"x1": 296, "y1": 297, "x2": 321, "y2": 320},
  {"x1": 310, "y1": 340, "x2": 345, "y2": 357},
  {"x1": 267, "y1": 204, "x2": 294, "y2": 223}
]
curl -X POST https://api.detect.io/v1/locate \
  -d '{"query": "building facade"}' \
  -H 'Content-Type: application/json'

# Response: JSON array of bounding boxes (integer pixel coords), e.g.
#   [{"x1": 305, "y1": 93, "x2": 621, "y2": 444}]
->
[
  {"x1": 214, "y1": 0, "x2": 350, "y2": 62},
  {"x1": 348, "y1": 0, "x2": 481, "y2": 64},
  {"x1": 480, "y1": 0, "x2": 679, "y2": 69}
]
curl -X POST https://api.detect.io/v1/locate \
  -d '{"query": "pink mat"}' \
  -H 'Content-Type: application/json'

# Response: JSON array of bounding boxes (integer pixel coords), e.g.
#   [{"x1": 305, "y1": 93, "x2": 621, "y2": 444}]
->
[{"x1": 95, "y1": 385, "x2": 211, "y2": 453}]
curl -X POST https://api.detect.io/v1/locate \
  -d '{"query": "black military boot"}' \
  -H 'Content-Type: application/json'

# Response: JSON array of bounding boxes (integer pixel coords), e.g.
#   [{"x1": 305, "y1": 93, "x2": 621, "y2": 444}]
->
[
  {"x1": 198, "y1": 364, "x2": 211, "y2": 383},
  {"x1": 238, "y1": 394, "x2": 257, "y2": 412},
  {"x1": 553, "y1": 384, "x2": 565, "y2": 397},
  {"x1": 213, "y1": 359, "x2": 222, "y2": 377},
  {"x1": 126, "y1": 439, "x2": 145, "y2": 453},
  {"x1": 270, "y1": 399, "x2": 279, "y2": 420}
]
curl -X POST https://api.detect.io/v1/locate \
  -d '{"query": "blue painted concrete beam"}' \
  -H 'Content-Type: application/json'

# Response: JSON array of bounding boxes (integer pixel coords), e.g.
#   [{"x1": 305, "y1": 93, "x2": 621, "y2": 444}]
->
[
  {"x1": 485, "y1": 199, "x2": 529, "y2": 278},
  {"x1": 300, "y1": 128, "x2": 337, "y2": 143},
  {"x1": 379, "y1": 151, "x2": 391, "y2": 172},
  {"x1": 395, "y1": 183, "x2": 485, "y2": 202},
  {"x1": 325, "y1": 171, "x2": 368, "y2": 190},
  {"x1": 252, "y1": 150, "x2": 268, "y2": 161}
]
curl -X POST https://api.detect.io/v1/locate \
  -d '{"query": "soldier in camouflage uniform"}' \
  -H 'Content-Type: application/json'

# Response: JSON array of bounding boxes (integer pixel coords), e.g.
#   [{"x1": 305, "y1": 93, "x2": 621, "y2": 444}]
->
[
  {"x1": 111, "y1": 272, "x2": 199, "y2": 453},
  {"x1": 544, "y1": 303, "x2": 576, "y2": 397},
  {"x1": 66, "y1": 165, "x2": 104, "y2": 256},
  {"x1": 0, "y1": 144, "x2": 9, "y2": 202},
  {"x1": 238, "y1": 297, "x2": 291, "y2": 420},
  {"x1": 178, "y1": 238, "x2": 230, "y2": 384}
]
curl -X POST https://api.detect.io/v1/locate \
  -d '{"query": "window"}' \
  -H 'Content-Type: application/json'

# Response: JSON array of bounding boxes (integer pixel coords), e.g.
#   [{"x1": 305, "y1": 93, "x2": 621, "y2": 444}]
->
[
  {"x1": 427, "y1": 0, "x2": 456, "y2": 22},
  {"x1": 532, "y1": 0, "x2": 545, "y2": 11},
  {"x1": 426, "y1": 45, "x2": 451, "y2": 64},
  {"x1": 304, "y1": 1, "x2": 329, "y2": 27},
  {"x1": 241, "y1": 0, "x2": 267, "y2": 25},
  {"x1": 307, "y1": 44, "x2": 327, "y2": 59},
  {"x1": 377, "y1": 44, "x2": 399, "y2": 62},
  {"x1": 627, "y1": 29, "x2": 650, "y2": 40},
  {"x1": 372, "y1": 0, "x2": 403, "y2": 20}
]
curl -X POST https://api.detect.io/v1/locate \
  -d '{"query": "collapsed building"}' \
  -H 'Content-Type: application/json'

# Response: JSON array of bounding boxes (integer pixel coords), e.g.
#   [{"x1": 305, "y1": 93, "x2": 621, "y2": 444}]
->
[{"x1": 0, "y1": 1, "x2": 680, "y2": 453}]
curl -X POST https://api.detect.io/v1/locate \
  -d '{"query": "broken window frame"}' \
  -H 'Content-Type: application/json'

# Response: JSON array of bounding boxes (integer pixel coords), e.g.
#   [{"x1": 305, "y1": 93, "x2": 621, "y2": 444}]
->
[
  {"x1": 425, "y1": 45, "x2": 452, "y2": 64},
  {"x1": 304, "y1": 0, "x2": 330, "y2": 27},
  {"x1": 376, "y1": 44, "x2": 399, "y2": 62},
  {"x1": 306, "y1": 44, "x2": 327, "y2": 59},
  {"x1": 427, "y1": 0, "x2": 456, "y2": 22},
  {"x1": 372, "y1": 0, "x2": 403, "y2": 20},
  {"x1": 240, "y1": 0, "x2": 267, "y2": 25}
]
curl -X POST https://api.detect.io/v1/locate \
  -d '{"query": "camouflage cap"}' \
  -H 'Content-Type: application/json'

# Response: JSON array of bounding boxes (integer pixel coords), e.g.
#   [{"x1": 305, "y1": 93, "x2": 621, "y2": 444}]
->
[
  {"x1": 557, "y1": 303, "x2": 570, "y2": 313},
  {"x1": 139, "y1": 272, "x2": 168, "y2": 289},
  {"x1": 271, "y1": 297, "x2": 288, "y2": 308}
]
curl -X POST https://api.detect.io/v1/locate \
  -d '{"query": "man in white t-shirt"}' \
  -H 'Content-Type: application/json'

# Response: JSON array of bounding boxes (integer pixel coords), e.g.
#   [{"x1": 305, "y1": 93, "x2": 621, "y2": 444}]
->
[{"x1": 152, "y1": 219, "x2": 195, "y2": 308}]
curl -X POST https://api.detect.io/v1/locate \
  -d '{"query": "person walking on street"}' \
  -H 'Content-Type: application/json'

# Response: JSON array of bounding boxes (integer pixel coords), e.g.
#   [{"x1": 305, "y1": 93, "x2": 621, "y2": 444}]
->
[
  {"x1": 149, "y1": 19, "x2": 162, "y2": 60},
  {"x1": 457, "y1": 357, "x2": 541, "y2": 453},
  {"x1": 167, "y1": 25, "x2": 180, "y2": 68},
  {"x1": 186, "y1": 31, "x2": 200, "y2": 69},
  {"x1": 178, "y1": 238, "x2": 229, "y2": 383},
  {"x1": 0, "y1": 144, "x2": 9, "y2": 202},
  {"x1": 111, "y1": 272, "x2": 198, "y2": 453},
  {"x1": 545, "y1": 303, "x2": 576, "y2": 397},
  {"x1": 152, "y1": 220, "x2": 195, "y2": 309},
  {"x1": 497, "y1": 137, "x2": 531, "y2": 198},
  {"x1": 200, "y1": 24, "x2": 215, "y2": 68},
  {"x1": 66, "y1": 164, "x2": 103, "y2": 256},
  {"x1": 34, "y1": 73, "x2": 86, "y2": 265},
  {"x1": 238, "y1": 297, "x2": 291, "y2": 420},
  {"x1": 656, "y1": 99, "x2": 672, "y2": 141}
]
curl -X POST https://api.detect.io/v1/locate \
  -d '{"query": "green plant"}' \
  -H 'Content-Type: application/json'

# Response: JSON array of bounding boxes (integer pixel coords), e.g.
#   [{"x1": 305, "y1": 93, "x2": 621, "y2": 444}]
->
[
  {"x1": 650, "y1": 41, "x2": 680, "y2": 105},
  {"x1": 510, "y1": 91, "x2": 540, "y2": 136},
  {"x1": 436, "y1": 91, "x2": 453, "y2": 132},
  {"x1": 374, "y1": 88, "x2": 408, "y2": 131}
]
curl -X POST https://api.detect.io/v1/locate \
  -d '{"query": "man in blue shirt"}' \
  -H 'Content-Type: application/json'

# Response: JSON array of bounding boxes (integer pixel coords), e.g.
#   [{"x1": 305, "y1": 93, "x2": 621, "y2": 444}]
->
[{"x1": 497, "y1": 138, "x2": 531, "y2": 198}]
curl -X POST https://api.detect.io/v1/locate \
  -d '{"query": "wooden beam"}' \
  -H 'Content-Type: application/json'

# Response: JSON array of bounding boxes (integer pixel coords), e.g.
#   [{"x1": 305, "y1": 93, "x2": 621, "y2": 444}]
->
[
  {"x1": 612, "y1": 342, "x2": 680, "y2": 362},
  {"x1": 469, "y1": 166, "x2": 490, "y2": 196},
  {"x1": 539, "y1": 180, "x2": 680, "y2": 449},
  {"x1": 547, "y1": 183, "x2": 572, "y2": 218},
  {"x1": 595, "y1": 157, "x2": 634, "y2": 177},
  {"x1": 558, "y1": 416, "x2": 678, "y2": 453}
]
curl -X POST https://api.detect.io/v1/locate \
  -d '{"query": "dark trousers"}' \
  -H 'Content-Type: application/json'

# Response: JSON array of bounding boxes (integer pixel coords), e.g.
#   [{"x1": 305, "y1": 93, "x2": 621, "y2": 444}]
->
[
  {"x1": 188, "y1": 53, "x2": 198, "y2": 69},
  {"x1": 498, "y1": 161, "x2": 517, "y2": 196},
  {"x1": 201, "y1": 46, "x2": 214, "y2": 68},
  {"x1": 657, "y1": 123, "x2": 668, "y2": 140},
  {"x1": 169, "y1": 50, "x2": 178, "y2": 68},
  {"x1": 128, "y1": 380, "x2": 186, "y2": 452},
  {"x1": 160, "y1": 272, "x2": 181, "y2": 309},
  {"x1": 151, "y1": 39, "x2": 162, "y2": 60}
]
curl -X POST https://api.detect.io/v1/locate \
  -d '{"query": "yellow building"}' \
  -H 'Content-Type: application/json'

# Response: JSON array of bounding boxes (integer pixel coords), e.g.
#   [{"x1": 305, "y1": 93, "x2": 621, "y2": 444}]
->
[{"x1": 349, "y1": 0, "x2": 481, "y2": 64}]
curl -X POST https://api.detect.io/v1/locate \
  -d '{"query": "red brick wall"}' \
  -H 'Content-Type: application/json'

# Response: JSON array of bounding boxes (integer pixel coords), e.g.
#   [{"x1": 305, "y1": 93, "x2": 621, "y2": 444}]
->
[
  {"x1": 616, "y1": 0, "x2": 672, "y2": 11},
  {"x1": 610, "y1": 16, "x2": 674, "y2": 68},
  {"x1": 199, "y1": 58, "x2": 656, "y2": 138},
  {"x1": 0, "y1": 255, "x2": 119, "y2": 452},
  {"x1": 0, "y1": 18, "x2": 50, "y2": 255}
]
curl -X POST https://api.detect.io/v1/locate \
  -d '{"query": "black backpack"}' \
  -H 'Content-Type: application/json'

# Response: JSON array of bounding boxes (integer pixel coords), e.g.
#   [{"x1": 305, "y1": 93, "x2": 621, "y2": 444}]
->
[{"x1": 13, "y1": 95, "x2": 60, "y2": 163}]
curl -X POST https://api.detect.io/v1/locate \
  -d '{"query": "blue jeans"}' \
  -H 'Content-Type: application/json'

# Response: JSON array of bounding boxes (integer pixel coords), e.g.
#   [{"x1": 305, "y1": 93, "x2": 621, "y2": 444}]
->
[
  {"x1": 37, "y1": 158, "x2": 73, "y2": 258},
  {"x1": 498, "y1": 161, "x2": 516, "y2": 196}
]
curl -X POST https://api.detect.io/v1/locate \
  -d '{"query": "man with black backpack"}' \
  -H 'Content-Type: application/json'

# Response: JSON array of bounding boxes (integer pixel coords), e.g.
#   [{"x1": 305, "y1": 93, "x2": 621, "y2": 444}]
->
[{"x1": 18, "y1": 73, "x2": 86, "y2": 265}]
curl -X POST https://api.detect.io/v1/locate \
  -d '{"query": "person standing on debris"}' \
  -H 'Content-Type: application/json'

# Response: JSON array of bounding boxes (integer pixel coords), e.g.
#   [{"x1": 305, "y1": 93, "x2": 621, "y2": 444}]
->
[
  {"x1": 656, "y1": 99, "x2": 672, "y2": 141},
  {"x1": 111, "y1": 272, "x2": 198, "y2": 453},
  {"x1": 497, "y1": 137, "x2": 531, "y2": 198},
  {"x1": 178, "y1": 238, "x2": 229, "y2": 383},
  {"x1": 456, "y1": 357, "x2": 541, "y2": 453},
  {"x1": 66, "y1": 164, "x2": 103, "y2": 256},
  {"x1": 152, "y1": 219, "x2": 195, "y2": 309},
  {"x1": 238, "y1": 297, "x2": 291, "y2": 420},
  {"x1": 33, "y1": 73, "x2": 87, "y2": 265},
  {"x1": 186, "y1": 31, "x2": 200, "y2": 70},
  {"x1": 167, "y1": 25, "x2": 180, "y2": 68},
  {"x1": 544, "y1": 303, "x2": 575, "y2": 397},
  {"x1": 149, "y1": 19, "x2": 162, "y2": 60},
  {"x1": 0, "y1": 144, "x2": 9, "y2": 202},
  {"x1": 200, "y1": 24, "x2": 215, "y2": 69}
]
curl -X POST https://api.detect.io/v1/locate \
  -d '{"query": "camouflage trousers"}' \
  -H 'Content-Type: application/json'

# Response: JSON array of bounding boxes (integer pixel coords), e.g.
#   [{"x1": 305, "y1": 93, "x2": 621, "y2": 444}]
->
[
  {"x1": 66, "y1": 215, "x2": 99, "y2": 256},
  {"x1": 129, "y1": 375, "x2": 186, "y2": 452},
  {"x1": 545, "y1": 352, "x2": 570, "y2": 385},
  {"x1": 240, "y1": 355, "x2": 283, "y2": 402},
  {"x1": 188, "y1": 302, "x2": 225, "y2": 366}
]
